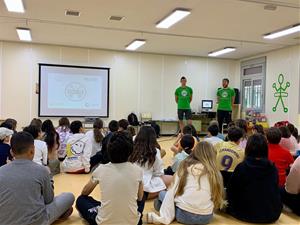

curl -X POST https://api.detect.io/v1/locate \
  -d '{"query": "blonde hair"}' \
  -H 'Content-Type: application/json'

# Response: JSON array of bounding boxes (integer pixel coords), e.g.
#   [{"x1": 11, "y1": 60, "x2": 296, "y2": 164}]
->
[{"x1": 176, "y1": 141, "x2": 225, "y2": 209}]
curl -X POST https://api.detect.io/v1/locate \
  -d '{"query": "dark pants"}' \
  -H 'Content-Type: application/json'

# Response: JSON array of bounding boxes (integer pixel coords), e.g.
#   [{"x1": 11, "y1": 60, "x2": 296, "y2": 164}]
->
[
  {"x1": 90, "y1": 152, "x2": 103, "y2": 170},
  {"x1": 178, "y1": 109, "x2": 192, "y2": 121},
  {"x1": 280, "y1": 188, "x2": 300, "y2": 216},
  {"x1": 76, "y1": 194, "x2": 147, "y2": 225},
  {"x1": 164, "y1": 166, "x2": 175, "y2": 176},
  {"x1": 76, "y1": 195, "x2": 100, "y2": 225},
  {"x1": 217, "y1": 110, "x2": 232, "y2": 132}
]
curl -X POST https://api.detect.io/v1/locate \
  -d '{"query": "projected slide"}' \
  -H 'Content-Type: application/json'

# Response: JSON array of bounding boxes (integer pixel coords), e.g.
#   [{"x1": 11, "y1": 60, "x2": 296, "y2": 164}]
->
[{"x1": 39, "y1": 64, "x2": 109, "y2": 117}]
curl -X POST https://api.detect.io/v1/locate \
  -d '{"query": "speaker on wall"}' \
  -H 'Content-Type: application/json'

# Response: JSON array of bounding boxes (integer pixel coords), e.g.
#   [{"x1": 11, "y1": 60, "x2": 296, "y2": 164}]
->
[{"x1": 234, "y1": 88, "x2": 240, "y2": 104}]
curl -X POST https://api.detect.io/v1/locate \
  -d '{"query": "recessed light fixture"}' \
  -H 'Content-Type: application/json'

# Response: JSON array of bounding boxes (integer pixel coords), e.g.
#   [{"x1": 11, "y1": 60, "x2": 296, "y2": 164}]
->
[
  {"x1": 4, "y1": 0, "x2": 25, "y2": 13},
  {"x1": 125, "y1": 39, "x2": 146, "y2": 51},
  {"x1": 208, "y1": 47, "x2": 236, "y2": 57},
  {"x1": 156, "y1": 9, "x2": 191, "y2": 29},
  {"x1": 16, "y1": 28, "x2": 32, "y2": 41},
  {"x1": 264, "y1": 24, "x2": 300, "y2": 39}
]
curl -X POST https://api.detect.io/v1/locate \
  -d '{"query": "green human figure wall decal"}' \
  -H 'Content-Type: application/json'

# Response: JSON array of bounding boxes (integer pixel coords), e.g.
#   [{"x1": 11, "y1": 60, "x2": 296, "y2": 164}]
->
[{"x1": 272, "y1": 74, "x2": 290, "y2": 113}]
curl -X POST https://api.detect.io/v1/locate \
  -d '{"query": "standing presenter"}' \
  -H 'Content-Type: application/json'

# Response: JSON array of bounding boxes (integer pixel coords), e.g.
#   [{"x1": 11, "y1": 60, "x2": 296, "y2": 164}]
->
[
  {"x1": 217, "y1": 78, "x2": 235, "y2": 132},
  {"x1": 175, "y1": 76, "x2": 193, "y2": 133}
]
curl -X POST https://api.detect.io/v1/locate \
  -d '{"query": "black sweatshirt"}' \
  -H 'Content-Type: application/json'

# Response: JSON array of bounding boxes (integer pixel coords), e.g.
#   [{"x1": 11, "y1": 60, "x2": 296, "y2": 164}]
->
[{"x1": 227, "y1": 157, "x2": 282, "y2": 223}]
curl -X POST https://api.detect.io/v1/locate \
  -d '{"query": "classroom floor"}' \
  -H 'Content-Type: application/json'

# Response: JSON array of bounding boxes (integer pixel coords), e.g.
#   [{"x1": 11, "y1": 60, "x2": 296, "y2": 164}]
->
[{"x1": 53, "y1": 137, "x2": 300, "y2": 225}]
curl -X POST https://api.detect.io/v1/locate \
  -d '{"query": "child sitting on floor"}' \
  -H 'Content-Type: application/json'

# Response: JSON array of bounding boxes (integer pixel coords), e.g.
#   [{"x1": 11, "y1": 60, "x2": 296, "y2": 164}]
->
[
  {"x1": 204, "y1": 124, "x2": 224, "y2": 146},
  {"x1": 171, "y1": 125, "x2": 198, "y2": 155},
  {"x1": 227, "y1": 134, "x2": 282, "y2": 223},
  {"x1": 23, "y1": 125, "x2": 48, "y2": 166},
  {"x1": 279, "y1": 126, "x2": 298, "y2": 156},
  {"x1": 0, "y1": 131, "x2": 75, "y2": 225},
  {"x1": 129, "y1": 126, "x2": 173, "y2": 199},
  {"x1": 62, "y1": 121, "x2": 92, "y2": 174},
  {"x1": 164, "y1": 134, "x2": 195, "y2": 175},
  {"x1": 267, "y1": 127, "x2": 294, "y2": 187},
  {"x1": 76, "y1": 131, "x2": 144, "y2": 225},
  {"x1": 42, "y1": 120, "x2": 61, "y2": 175},
  {"x1": 281, "y1": 156, "x2": 300, "y2": 216},
  {"x1": 0, "y1": 127, "x2": 13, "y2": 167},
  {"x1": 147, "y1": 141, "x2": 225, "y2": 225},
  {"x1": 90, "y1": 120, "x2": 119, "y2": 169},
  {"x1": 85, "y1": 118, "x2": 104, "y2": 158},
  {"x1": 56, "y1": 117, "x2": 71, "y2": 160},
  {"x1": 215, "y1": 126, "x2": 244, "y2": 188}
]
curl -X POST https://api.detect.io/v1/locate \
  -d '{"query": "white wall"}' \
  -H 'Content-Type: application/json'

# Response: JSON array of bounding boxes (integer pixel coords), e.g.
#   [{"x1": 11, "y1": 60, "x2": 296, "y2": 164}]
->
[
  {"x1": 239, "y1": 45, "x2": 300, "y2": 127},
  {"x1": 0, "y1": 41, "x2": 238, "y2": 128}
]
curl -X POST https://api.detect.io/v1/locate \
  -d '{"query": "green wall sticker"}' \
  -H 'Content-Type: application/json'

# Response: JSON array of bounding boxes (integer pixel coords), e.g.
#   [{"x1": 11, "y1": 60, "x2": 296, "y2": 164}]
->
[{"x1": 272, "y1": 74, "x2": 290, "y2": 113}]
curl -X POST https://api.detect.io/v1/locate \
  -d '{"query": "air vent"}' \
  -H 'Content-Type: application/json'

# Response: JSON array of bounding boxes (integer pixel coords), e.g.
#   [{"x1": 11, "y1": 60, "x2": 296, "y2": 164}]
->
[
  {"x1": 109, "y1": 16, "x2": 124, "y2": 21},
  {"x1": 264, "y1": 4, "x2": 277, "y2": 11},
  {"x1": 65, "y1": 10, "x2": 81, "y2": 17}
]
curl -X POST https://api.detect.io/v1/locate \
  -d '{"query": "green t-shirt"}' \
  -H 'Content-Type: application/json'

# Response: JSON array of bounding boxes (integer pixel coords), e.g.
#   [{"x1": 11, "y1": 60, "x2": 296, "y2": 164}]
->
[
  {"x1": 175, "y1": 86, "x2": 193, "y2": 109},
  {"x1": 217, "y1": 88, "x2": 235, "y2": 111}
]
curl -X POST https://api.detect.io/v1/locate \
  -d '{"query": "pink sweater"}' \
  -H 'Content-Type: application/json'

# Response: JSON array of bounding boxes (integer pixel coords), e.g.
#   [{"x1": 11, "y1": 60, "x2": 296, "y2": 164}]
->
[
  {"x1": 286, "y1": 157, "x2": 300, "y2": 194},
  {"x1": 280, "y1": 137, "x2": 297, "y2": 156}
]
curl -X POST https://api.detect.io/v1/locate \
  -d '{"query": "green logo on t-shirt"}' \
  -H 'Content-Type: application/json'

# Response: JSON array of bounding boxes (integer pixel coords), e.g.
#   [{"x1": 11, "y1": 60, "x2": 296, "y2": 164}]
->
[
  {"x1": 181, "y1": 90, "x2": 188, "y2": 97},
  {"x1": 217, "y1": 88, "x2": 235, "y2": 111},
  {"x1": 175, "y1": 86, "x2": 193, "y2": 109},
  {"x1": 221, "y1": 92, "x2": 228, "y2": 98}
]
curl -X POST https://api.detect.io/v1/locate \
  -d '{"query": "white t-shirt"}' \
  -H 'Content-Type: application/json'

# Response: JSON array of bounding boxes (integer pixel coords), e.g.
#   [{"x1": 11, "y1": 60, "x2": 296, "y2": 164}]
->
[
  {"x1": 137, "y1": 149, "x2": 166, "y2": 193},
  {"x1": 92, "y1": 162, "x2": 143, "y2": 225},
  {"x1": 85, "y1": 130, "x2": 103, "y2": 157},
  {"x1": 204, "y1": 136, "x2": 223, "y2": 146},
  {"x1": 174, "y1": 163, "x2": 214, "y2": 215},
  {"x1": 33, "y1": 139, "x2": 48, "y2": 166}
]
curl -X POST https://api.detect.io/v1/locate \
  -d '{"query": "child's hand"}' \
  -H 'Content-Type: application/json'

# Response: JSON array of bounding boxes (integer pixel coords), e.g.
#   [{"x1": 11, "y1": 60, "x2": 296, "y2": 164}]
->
[
  {"x1": 6, "y1": 158, "x2": 11, "y2": 164},
  {"x1": 170, "y1": 145, "x2": 181, "y2": 155}
]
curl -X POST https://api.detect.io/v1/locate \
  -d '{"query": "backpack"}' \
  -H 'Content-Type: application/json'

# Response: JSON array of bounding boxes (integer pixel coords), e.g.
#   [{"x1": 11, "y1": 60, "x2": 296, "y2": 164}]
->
[
  {"x1": 150, "y1": 121, "x2": 160, "y2": 138},
  {"x1": 128, "y1": 113, "x2": 139, "y2": 126}
]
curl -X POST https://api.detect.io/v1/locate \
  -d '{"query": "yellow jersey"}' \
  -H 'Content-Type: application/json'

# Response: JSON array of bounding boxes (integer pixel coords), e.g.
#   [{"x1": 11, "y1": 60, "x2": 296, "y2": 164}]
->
[{"x1": 215, "y1": 141, "x2": 245, "y2": 172}]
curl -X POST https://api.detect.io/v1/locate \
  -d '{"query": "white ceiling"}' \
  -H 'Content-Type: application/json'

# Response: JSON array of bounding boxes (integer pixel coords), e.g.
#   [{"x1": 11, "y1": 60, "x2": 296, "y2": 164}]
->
[{"x1": 0, "y1": 0, "x2": 299, "y2": 59}]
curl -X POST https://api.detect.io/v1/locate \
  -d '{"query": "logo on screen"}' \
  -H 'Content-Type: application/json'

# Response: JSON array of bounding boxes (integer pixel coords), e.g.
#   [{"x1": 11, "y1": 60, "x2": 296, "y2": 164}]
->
[{"x1": 65, "y1": 82, "x2": 87, "y2": 101}]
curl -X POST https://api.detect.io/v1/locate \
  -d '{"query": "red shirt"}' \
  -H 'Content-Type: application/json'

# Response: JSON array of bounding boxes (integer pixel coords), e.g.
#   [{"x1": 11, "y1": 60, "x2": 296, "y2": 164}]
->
[{"x1": 268, "y1": 143, "x2": 294, "y2": 187}]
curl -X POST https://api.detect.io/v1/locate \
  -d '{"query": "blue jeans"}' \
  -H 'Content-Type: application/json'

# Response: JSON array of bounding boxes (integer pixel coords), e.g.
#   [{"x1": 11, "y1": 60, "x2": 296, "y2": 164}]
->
[{"x1": 154, "y1": 191, "x2": 213, "y2": 225}]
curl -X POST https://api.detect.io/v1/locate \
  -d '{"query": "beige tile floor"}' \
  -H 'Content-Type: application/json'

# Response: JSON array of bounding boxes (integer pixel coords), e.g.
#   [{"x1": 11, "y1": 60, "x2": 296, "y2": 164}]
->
[{"x1": 53, "y1": 137, "x2": 300, "y2": 225}]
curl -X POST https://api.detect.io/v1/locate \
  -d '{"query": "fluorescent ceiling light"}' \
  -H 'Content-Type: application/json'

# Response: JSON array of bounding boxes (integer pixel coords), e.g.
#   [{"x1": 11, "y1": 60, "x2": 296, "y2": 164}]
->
[
  {"x1": 264, "y1": 24, "x2": 300, "y2": 39},
  {"x1": 208, "y1": 47, "x2": 236, "y2": 57},
  {"x1": 125, "y1": 39, "x2": 146, "y2": 51},
  {"x1": 156, "y1": 9, "x2": 191, "y2": 29},
  {"x1": 16, "y1": 28, "x2": 32, "y2": 41},
  {"x1": 4, "y1": 0, "x2": 25, "y2": 13}
]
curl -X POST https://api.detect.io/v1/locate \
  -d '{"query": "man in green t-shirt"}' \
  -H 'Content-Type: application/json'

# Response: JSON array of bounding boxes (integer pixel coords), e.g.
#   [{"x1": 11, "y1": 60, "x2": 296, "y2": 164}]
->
[
  {"x1": 175, "y1": 76, "x2": 193, "y2": 133},
  {"x1": 217, "y1": 78, "x2": 235, "y2": 132}
]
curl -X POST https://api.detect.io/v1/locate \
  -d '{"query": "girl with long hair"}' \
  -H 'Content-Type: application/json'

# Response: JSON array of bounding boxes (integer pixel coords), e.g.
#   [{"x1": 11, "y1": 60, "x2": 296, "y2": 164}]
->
[
  {"x1": 86, "y1": 118, "x2": 104, "y2": 157},
  {"x1": 42, "y1": 119, "x2": 60, "y2": 175},
  {"x1": 148, "y1": 141, "x2": 225, "y2": 224},
  {"x1": 56, "y1": 117, "x2": 71, "y2": 160},
  {"x1": 129, "y1": 126, "x2": 173, "y2": 199}
]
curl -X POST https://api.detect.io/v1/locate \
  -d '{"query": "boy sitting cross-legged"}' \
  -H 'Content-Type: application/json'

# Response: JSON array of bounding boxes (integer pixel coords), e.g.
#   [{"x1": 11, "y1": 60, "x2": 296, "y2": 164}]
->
[
  {"x1": 0, "y1": 131, "x2": 75, "y2": 225},
  {"x1": 76, "y1": 131, "x2": 144, "y2": 225}
]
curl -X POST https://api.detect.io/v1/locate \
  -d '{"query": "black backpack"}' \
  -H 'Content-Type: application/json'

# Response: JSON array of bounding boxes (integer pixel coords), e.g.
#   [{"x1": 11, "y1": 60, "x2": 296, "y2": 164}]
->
[
  {"x1": 128, "y1": 113, "x2": 139, "y2": 126},
  {"x1": 150, "y1": 121, "x2": 160, "y2": 138}
]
